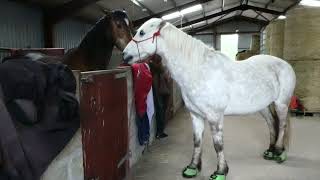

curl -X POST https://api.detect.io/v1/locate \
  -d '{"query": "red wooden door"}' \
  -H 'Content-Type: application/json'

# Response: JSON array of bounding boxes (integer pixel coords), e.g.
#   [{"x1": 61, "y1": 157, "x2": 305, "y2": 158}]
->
[{"x1": 80, "y1": 71, "x2": 128, "y2": 180}]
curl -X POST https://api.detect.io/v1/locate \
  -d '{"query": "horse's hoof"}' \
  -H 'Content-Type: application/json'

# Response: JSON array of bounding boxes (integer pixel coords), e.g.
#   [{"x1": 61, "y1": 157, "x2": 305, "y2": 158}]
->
[
  {"x1": 209, "y1": 173, "x2": 226, "y2": 180},
  {"x1": 274, "y1": 151, "x2": 287, "y2": 163},
  {"x1": 182, "y1": 165, "x2": 199, "y2": 178},
  {"x1": 263, "y1": 150, "x2": 274, "y2": 160}
]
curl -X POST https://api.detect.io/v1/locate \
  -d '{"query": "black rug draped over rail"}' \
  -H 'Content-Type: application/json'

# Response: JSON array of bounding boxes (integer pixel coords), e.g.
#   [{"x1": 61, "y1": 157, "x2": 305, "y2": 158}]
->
[{"x1": 0, "y1": 56, "x2": 79, "y2": 180}]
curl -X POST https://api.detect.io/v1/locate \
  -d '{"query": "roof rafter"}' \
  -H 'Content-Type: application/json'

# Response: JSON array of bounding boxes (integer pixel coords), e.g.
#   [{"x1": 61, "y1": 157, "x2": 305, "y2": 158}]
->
[
  {"x1": 188, "y1": 15, "x2": 268, "y2": 34},
  {"x1": 133, "y1": 0, "x2": 212, "y2": 26},
  {"x1": 180, "y1": 4, "x2": 282, "y2": 28},
  {"x1": 253, "y1": 0, "x2": 274, "y2": 19},
  {"x1": 239, "y1": 0, "x2": 248, "y2": 16},
  {"x1": 253, "y1": 10, "x2": 270, "y2": 21}
]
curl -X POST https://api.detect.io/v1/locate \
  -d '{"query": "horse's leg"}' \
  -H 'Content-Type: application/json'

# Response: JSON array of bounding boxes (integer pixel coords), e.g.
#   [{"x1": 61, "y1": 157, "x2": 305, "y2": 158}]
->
[
  {"x1": 182, "y1": 113, "x2": 204, "y2": 178},
  {"x1": 274, "y1": 101, "x2": 290, "y2": 163},
  {"x1": 208, "y1": 113, "x2": 228, "y2": 180},
  {"x1": 260, "y1": 107, "x2": 277, "y2": 160}
]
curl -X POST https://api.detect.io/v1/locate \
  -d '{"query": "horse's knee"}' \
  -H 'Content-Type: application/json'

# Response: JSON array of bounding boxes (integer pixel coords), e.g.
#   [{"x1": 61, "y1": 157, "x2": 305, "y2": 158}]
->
[
  {"x1": 191, "y1": 114, "x2": 204, "y2": 137},
  {"x1": 214, "y1": 141, "x2": 223, "y2": 152}
]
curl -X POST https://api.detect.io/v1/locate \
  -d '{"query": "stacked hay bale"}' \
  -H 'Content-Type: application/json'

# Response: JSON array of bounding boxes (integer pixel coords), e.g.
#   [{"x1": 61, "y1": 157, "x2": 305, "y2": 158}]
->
[
  {"x1": 268, "y1": 20, "x2": 285, "y2": 58},
  {"x1": 263, "y1": 25, "x2": 271, "y2": 54},
  {"x1": 250, "y1": 34, "x2": 260, "y2": 52},
  {"x1": 236, "y1": 34, "x2": 260, "y2": 60},
  {"x1": 283, "y1": 6, "x2": 320, "y2": 112}
]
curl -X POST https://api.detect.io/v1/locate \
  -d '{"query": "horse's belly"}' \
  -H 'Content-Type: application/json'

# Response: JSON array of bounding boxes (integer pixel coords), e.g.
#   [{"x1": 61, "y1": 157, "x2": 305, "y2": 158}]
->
[
  {"x1": 224, "y1": 84, "x2": 277, "y2": 115},
  {"x1": 224, "y1": 100, "x2": 272, "y2": 115}
]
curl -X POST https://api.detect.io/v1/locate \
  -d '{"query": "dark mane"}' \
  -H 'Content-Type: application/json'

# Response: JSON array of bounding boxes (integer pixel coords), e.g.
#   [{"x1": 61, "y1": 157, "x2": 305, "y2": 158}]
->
[
  {"x1": 78, "y1": 15, "x2": 113, "y2": 68},
  {"x1": 112, "y1": 9, "x2": 129, "y2": 20}
]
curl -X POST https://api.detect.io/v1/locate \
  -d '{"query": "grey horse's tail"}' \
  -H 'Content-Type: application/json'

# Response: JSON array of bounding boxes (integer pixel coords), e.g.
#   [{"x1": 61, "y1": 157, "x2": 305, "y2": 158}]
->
[{"x1": 269, "y1": 103, "x2": 291, "y2": 150}]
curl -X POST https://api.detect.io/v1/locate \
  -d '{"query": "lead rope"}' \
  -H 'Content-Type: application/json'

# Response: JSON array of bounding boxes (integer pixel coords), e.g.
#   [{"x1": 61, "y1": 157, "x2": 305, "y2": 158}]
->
[{"x1": 134, "y1": 30, "x2": 160, "y2": 63}]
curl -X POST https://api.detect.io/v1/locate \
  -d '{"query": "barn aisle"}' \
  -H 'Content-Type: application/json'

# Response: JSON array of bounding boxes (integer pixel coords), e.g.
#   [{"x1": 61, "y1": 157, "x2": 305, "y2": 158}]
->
[{"x1": 131, "y1": 108, "x2": 320, "y2": 180}]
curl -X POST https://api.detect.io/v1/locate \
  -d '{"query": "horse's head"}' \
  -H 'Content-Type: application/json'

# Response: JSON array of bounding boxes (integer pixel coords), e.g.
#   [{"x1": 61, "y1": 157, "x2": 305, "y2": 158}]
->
[
  {"x1": 123, "y1": 18, "x2": 167, "y2": 64},
  {"x1": 107, "y1": 10, "x2": 133, "y2": 51}
]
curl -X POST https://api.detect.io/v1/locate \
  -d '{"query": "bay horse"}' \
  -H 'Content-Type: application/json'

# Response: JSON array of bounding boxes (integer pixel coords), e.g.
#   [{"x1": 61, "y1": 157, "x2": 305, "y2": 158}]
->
[
  {"x1": 63, "y1": 10, "x2": 132, "y2": 71},
  {"x1": 122, "y1": 18, "x2": 296, "y2": 180},
  {"x1": 0, "y1": 9, "x2": 132, "y2": 173},
  {"x1": 9, "y1": 10, "x2": 132, "y2": 71}
]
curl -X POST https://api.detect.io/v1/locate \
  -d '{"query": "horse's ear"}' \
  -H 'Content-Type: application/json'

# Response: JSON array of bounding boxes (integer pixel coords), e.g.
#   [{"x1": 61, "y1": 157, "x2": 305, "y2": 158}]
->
[
  {"x1": 103, "y1": 9, "x2": 112, "y2": 17},
  {"x1": 159, "y1": 20, "x2": 167, "y2": 30}
]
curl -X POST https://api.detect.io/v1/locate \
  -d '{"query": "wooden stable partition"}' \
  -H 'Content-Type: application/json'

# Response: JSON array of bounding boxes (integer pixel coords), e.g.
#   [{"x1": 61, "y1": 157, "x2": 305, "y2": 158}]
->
[{"x1": 80, "y1": 70, "x2": 129, "y2": 180}]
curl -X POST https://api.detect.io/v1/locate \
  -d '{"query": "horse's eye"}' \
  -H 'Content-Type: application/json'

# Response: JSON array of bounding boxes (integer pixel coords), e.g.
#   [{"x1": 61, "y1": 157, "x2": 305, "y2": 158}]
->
[
  {"x1": 140, "y1": 30, "x2": 145, "y2": 36},
  {"x1": 116, "y1": 22, "x2": 122, "y2": 28}
]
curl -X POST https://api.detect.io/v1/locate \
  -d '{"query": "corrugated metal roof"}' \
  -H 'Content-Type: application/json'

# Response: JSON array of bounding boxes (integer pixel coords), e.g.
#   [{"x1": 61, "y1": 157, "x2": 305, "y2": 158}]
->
[{"x1": 11, "y1": 0, "x2": 300, "y2": 32}]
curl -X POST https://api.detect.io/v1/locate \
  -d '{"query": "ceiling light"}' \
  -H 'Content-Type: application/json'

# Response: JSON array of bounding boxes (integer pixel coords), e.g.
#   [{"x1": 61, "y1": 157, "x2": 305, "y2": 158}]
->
[
  {"x1": 278, "y1": 15, "x2": 286, "y2": 19},
  {"x1": 180, "y1": 4, "x2": 203, "y2": 15},
  {"x1": 162, "y1": 11, "x2": 182, "y2": 20},
  {"x1": 131, "y1": 0, "x2": 141, "y2": 7},
  {"x1": 180, "y1": 25, "x2": 192, "y2": 31},
  {"x1": 300, "y1": 0, "x2": 320, "y2": 7},
  {"x1": 161, "y1": 4, "x2": 203, "y2": 20}
]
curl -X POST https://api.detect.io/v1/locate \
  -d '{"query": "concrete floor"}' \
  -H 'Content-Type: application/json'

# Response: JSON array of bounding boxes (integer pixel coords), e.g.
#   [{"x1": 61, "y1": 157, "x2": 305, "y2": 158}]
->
[{"x1": 131, "y1": 108, "x2": 320, "y2": 180}]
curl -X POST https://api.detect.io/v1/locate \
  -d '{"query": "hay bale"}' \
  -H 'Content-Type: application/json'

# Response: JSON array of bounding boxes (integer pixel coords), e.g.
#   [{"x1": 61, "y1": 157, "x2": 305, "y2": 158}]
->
[
  {"x1": 237, "y1": 34, "x2": 260, "y2": 61},
  {"x1": 236, "y1": 50, "x2": 257, "y2": 61},
  {"x1": 264, "y1": 25, "x2": 271, "y2": 55},
  {"x1": 250, "y1": 34, "x2": 260, "y2": 53},
  {"x1": 269, "y1": 20, "x2": 285, "y2": 58},
  {"x1": 284, "y1": 6, "x2": 320, "y2": 61},
  {"x1": 289, "y1": 60, "x2": 320, "y2": 112}
]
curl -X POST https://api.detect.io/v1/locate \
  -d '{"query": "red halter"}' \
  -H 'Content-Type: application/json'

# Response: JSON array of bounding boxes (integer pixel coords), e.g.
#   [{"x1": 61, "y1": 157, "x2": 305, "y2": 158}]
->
[
  {"x1": 132, "y1": 29, "x2": 161, "y2": 44},
  {"x1": 131, "y1": 29, "x2": 161, "y2": 62}
]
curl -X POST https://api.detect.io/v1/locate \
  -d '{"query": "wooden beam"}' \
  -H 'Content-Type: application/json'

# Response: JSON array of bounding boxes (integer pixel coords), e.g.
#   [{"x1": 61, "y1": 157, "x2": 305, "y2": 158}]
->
[
  {"x1": 180, "y1": 4, "x2": 280, "y2": 28},
  {"x1": 133, "y1": 0, "x2": 212, "y2": 26}
]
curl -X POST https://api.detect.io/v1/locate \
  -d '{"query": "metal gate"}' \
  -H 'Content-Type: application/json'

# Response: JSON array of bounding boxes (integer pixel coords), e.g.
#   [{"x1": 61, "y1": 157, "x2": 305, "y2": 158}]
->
[{"x1": 80, "y1": 70, "x2": 129, "y2": 180}]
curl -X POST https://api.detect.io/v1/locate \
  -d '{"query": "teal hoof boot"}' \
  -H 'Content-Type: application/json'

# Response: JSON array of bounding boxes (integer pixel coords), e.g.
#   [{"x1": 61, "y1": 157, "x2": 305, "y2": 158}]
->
[
  {"x1": 274, "y1": 151, "x2": 287, "y2": 163},
  {"x1": 182, "y1": 166, "x2": 199, "y2": 178},
  {"x1": 209, "y1": 172, "x2": 226, "y2": 180},
  {"x1": 263, "y1": 150, "x2": 274, "y2": 160}
]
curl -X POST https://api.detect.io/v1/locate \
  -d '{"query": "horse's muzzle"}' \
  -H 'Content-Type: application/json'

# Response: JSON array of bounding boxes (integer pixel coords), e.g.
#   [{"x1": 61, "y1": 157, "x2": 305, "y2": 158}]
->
[{"x1": 123, "y1": 52, "x2": 133, "y2": 64}]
